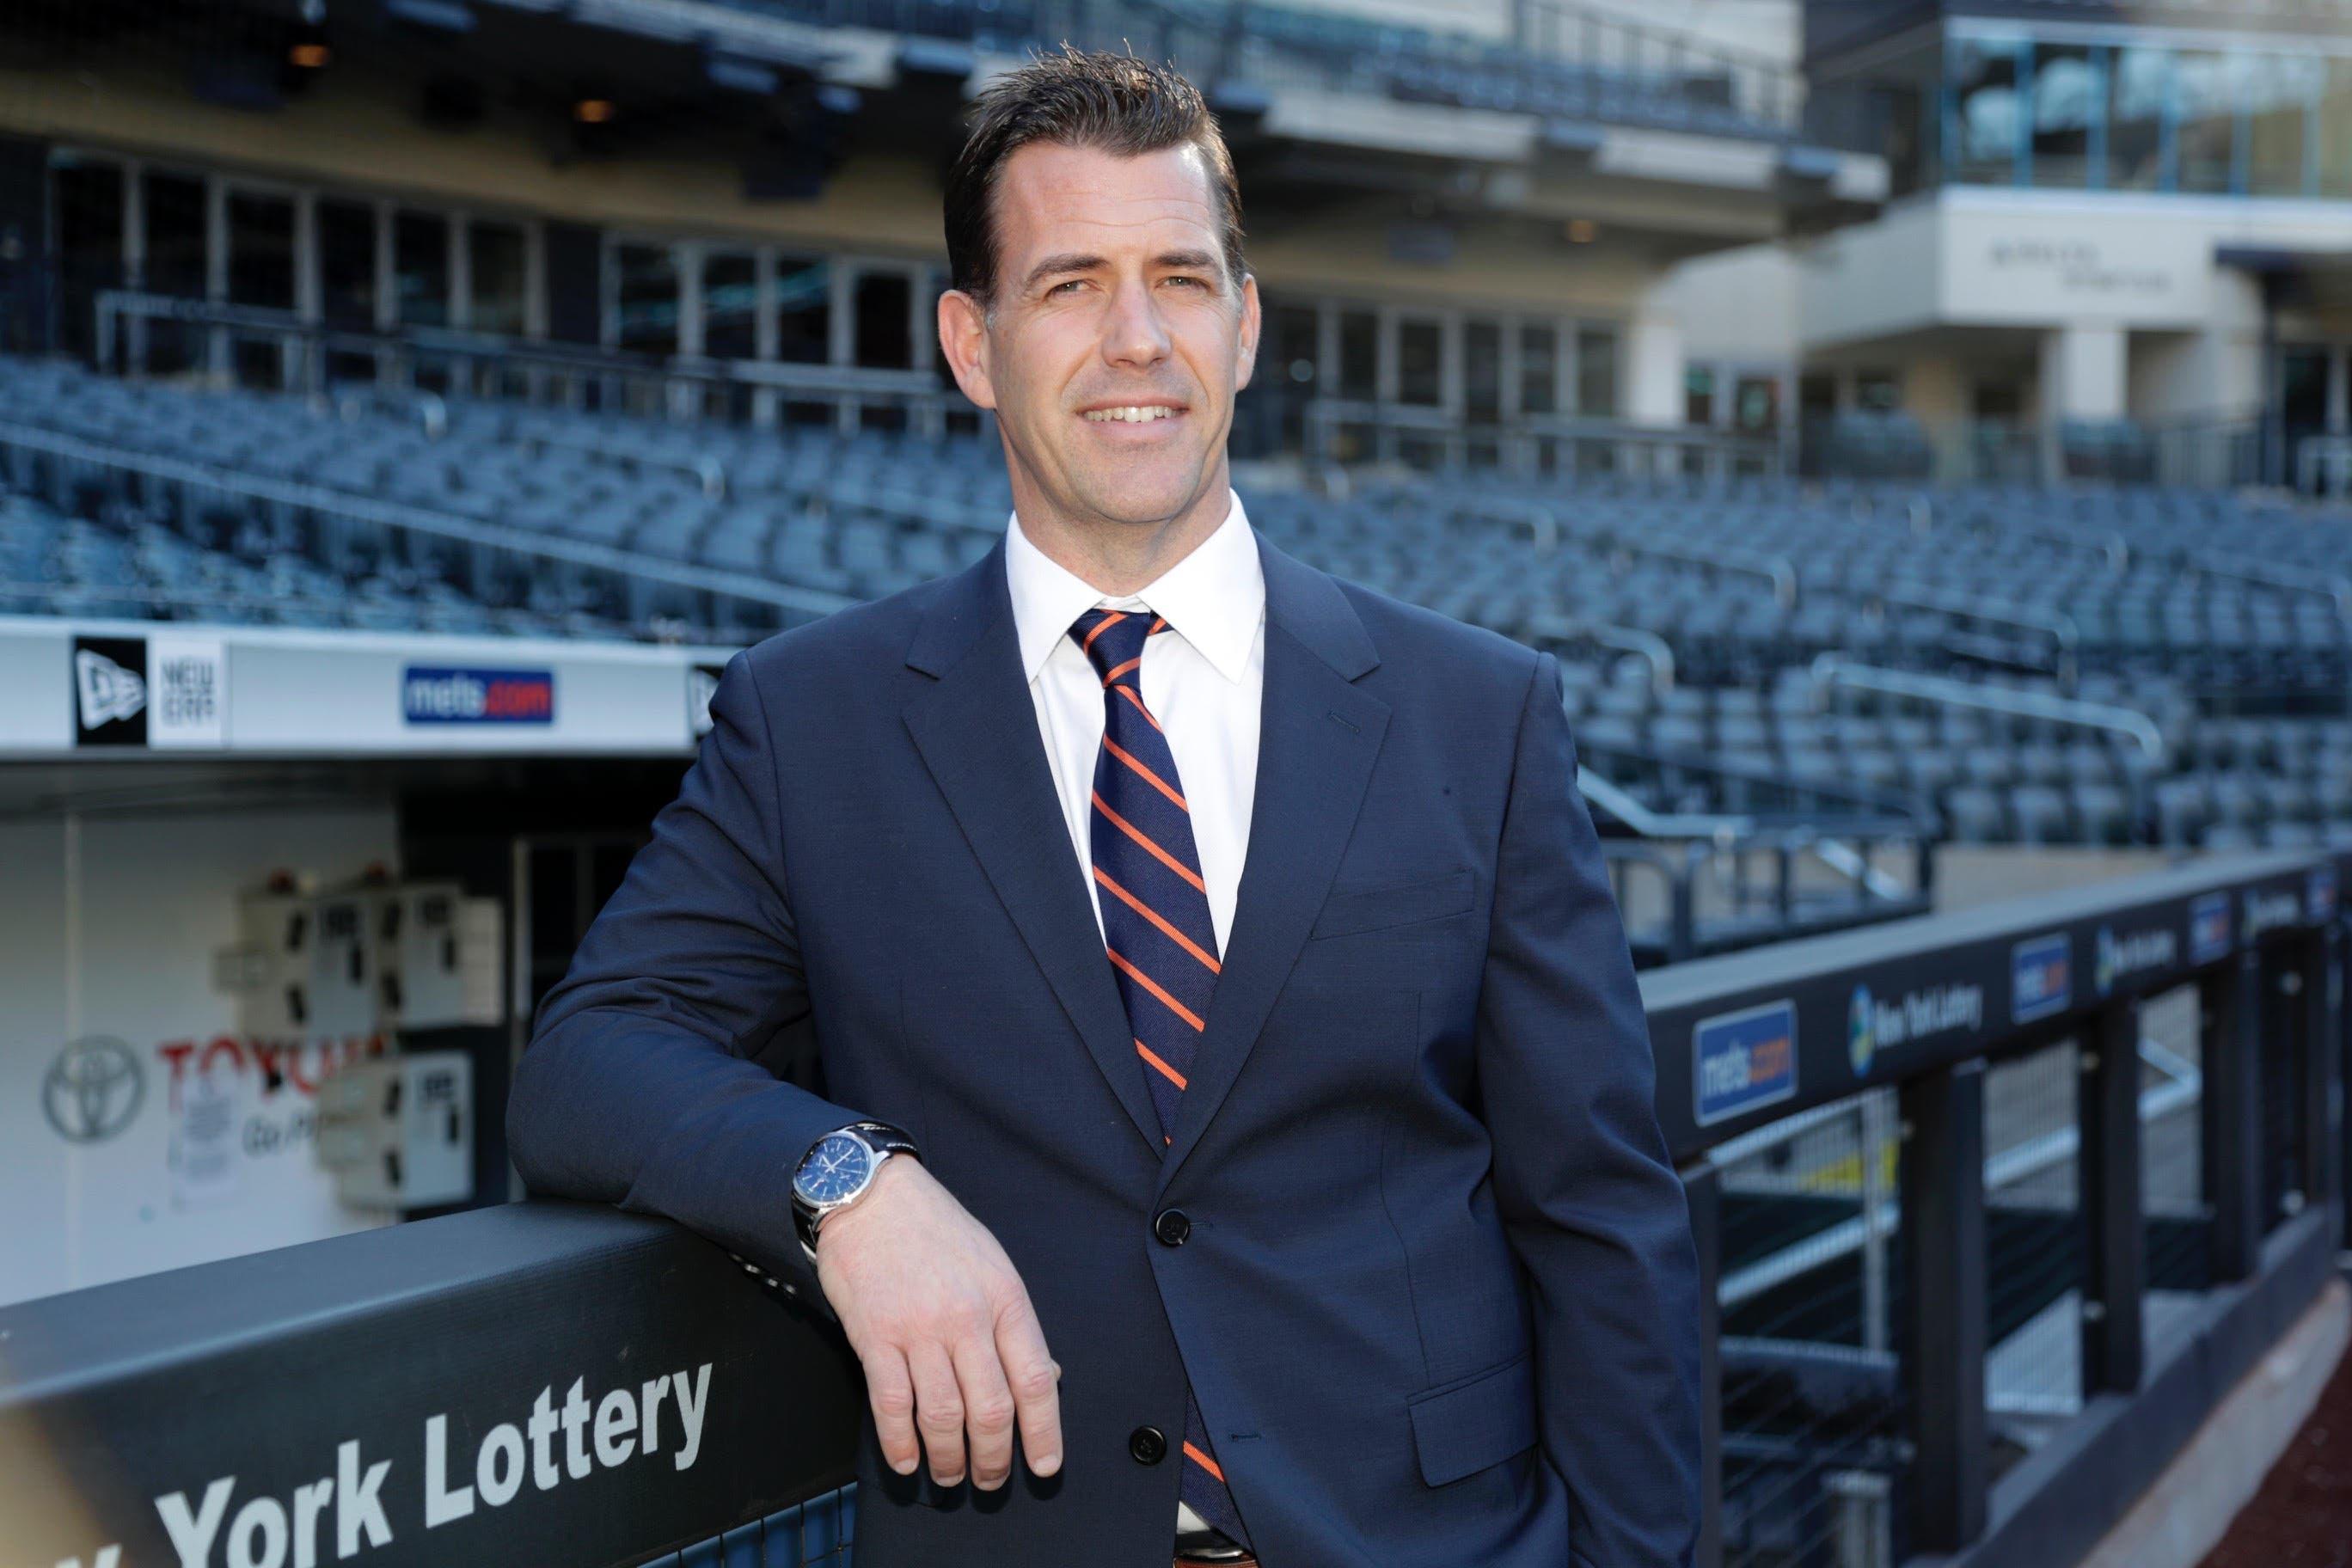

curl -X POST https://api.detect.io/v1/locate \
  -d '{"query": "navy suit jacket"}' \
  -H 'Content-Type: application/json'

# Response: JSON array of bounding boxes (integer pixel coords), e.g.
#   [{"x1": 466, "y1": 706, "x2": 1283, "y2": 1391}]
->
[{"x1": 507, "y1": 524, "x2": 1702, "y2": 1566}]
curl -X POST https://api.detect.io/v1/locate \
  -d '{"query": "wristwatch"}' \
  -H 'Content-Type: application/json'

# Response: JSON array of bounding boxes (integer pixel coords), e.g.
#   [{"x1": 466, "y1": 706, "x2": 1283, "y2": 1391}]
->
[{"x1": 791, "y1": 1120, "x2": 921, "y2": 1262}]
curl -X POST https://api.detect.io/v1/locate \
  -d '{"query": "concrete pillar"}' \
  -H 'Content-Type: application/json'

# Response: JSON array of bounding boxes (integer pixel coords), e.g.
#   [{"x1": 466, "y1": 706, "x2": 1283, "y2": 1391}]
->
[
  {"x1": 1625, "y1": 309, "x2": 1686, "y2": 429},
  {"x1": 2039, "y1": 323, "x2": 2128, "y2": 422}
]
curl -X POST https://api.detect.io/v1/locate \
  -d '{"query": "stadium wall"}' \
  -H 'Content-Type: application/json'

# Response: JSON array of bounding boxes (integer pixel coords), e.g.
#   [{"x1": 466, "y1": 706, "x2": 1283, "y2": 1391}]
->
[{"x1": 2, "y1": 804, "x2": 397, "y2": 1308}]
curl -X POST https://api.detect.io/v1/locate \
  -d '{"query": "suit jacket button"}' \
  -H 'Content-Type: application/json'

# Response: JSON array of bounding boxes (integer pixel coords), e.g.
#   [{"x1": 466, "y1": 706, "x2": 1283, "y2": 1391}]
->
[
  {"x1": 1130, "y1": 1425, "x2": 1167, "y2": 1464},
  {"x1": 1155, "y1": 1209, "x2": 1191, "y2": 1246}
]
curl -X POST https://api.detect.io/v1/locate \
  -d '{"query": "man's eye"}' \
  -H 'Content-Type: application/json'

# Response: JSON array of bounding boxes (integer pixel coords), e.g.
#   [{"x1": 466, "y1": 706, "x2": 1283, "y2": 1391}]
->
[{"x1": 1167, "y1": 276, "x2": 1207, "y2": 289}]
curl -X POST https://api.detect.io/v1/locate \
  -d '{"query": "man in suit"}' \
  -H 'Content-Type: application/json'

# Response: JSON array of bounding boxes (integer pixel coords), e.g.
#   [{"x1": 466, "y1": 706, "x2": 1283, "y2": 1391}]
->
[{"x1": 507, "y1": 45, "x2": 1701, "y2": 1568}]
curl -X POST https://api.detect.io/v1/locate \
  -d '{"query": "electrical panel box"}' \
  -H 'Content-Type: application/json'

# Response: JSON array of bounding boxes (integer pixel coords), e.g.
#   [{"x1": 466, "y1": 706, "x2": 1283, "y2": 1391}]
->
[
  {"x1": 229, "y1": 880, "x2": 316, "y2": 1038},
  {"x1": 386, "y1": 886, "x2": 504, "y2": 1029},
  {"x1": 317, "y1": 1050, "x2": 474, "y2": 1211},
  {"x1": 307, "y1": 890, "x2": 379, "y2": 1038}
]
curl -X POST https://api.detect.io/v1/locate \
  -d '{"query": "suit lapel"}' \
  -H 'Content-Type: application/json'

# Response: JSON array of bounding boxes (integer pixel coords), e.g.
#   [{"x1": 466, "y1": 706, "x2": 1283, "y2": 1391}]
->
[
  {"x1": 902, "y1": 538, "x2": 1166, "y2": 1153},
  {"x1": 1155, "y1": 534, "x2": 1389, "y2": 1194}
]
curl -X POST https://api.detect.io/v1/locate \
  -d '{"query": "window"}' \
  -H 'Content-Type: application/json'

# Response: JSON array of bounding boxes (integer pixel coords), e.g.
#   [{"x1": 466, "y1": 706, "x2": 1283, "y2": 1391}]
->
[
  {"x1": 225, "y1": 192, "x2": 295, "y2": 310},
  {"x1": 1855, "y1": 369, "x2": 1902, "y2": 412},
  {"x1": 2030, "y1": 43, "x2": 2098, "y2": 189},
  {"x1": 703, "y1": 251, "x2": 756, "y2": 359},
  {"x1": 470, "y1": 221, "x2": 528, "y2": 336},
  {"x1": 317, "y1": 199, "x2": 377, "y2": 328},
  {"x1": 774, "y1": 254, "x2": 831, "y2": 364},
  {"x1": 2107, "y1": 46, "x2": 2169, "y2": 192},
  {"x1": 2325, "y1": 59, "x2": 2352, "y2": 199},
  {"x1": 1463, "y1": 319, "x2": 1501, "y2": 425},
  {"x1": 612, "y1": 242, "x2": 677, "y2": 356},
  {"x1": 1576, "y1": 326, "x2": 1619, "y2": 418},
  {"x1": 2175, "y1": 51, "x2": 2238, "y2": 194},
  {"x1": 1732, "y1": 375, "x2": 1780, "y2": 436},
  {"x1": 1518, "y1": 322, "x2": 1558, "y2": 416},
  {"x1": 142, "y1": 170, "x2": 207, "y2": 372},
  {"x1": 143, "y1": 171, "x2": 206, "y2": 297},
  {"x1": 1951, "y1": 37, "x2": 2024, "y2": 184},
  {"x1": 395, "y1": 211, "x2": 451, "y2": 328},
  {"x1": 853, "y1": 267, "x2": 912, "y2": 369},
  {"x1": 1685, "y1": 364, "x2": 1717, "y2": 426},
  {"x1": 52, "y1": 159, "x2": 123, "y2": 360},
  {"x1": 1397, "y1": 316, "x2": 1442, "y2": 407},
  {"x1": 1336, "y1": 309, "x2": 1376, "y2": 401},
  {"x1": 2248, "y1": 53, "x2": 2321, "y2": 197}
]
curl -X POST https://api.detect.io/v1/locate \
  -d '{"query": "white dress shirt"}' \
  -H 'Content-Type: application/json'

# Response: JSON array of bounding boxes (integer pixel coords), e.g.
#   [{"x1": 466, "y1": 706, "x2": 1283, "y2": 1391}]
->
[
  {"x1": 1002, "y1": 488, "x2": 1266, "y2": 1546},
  {"x1": 1004, "y1": 488, "x2": 1266, "y2": 958}
]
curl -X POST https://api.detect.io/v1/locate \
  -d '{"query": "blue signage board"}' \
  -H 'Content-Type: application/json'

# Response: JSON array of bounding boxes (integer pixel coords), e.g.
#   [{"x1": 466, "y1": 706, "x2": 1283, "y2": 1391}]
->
[
  {"x1": 2010, "y1": 933, "x2": 2073, "y2": 1024},
  {"x1": 1693, "y1": 999, "x2": 1798, "y2": 1127},
  {"x1": 2189, "y1": 891, "x2": 2233, "y2": 966},
  {"x1": 402, "y1": 666, "x2": 555, "y2": 726}
]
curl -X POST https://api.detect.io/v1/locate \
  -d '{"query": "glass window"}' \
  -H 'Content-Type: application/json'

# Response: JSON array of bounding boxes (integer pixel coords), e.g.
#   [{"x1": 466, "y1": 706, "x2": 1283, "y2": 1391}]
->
[
  {"x1": 612, "y1": 242, "x2": 677, "y2": 356},
  {"x1": 1732, "y1": 375, "x2": 1780, "y2": 435},
  {"x1": 854, "y1": 267, "x2": 912, "y2": 369},
  {"x1": 395, "y1": 211, "x2": 450, "y2": 328},
  {"x1": 1951, "y1": 37, "x2": 2024, "y2": 184},
  {"x1": 774, "y1": 254, "x2": 830, "y2": 364},
  {"x1": 1518, "y1": 322, "x2": 1557, "y2": 415},
  {"x1": 1463, "y1": 319, "x2": 1501, "y2": 425},
  {"x1": 2325, "y1": 59, "x2": 2352, "y2": 199},
  {"x1": 52, "y1": 159, "x2": 123, "y2": 360},
  {"x1": 703, "y1": 250, "x2": 756, "y2": 359},
  {"x1": 470, "y1": 221, "x2": 527, "y2": 336},
  {"x1": 1576, "y1": 325, "x2": 1619, "y2": 418},
  {"x1": 1336, "y1": 309, "x2": 1376, "y2": 401},
  {"x1": 1397, "y1": 316, "x2": 1442, "y2": 407},
  {"x1": 143, "y1": 170, "x2": 207, "y2": 298},
  {"x1": 2107, "y1": 46, "x2": 2169, "y2": 192},
  {"x1": 140, "y1": 171, "x2": 206, "y2": 372},
  {"x1": 1855, "y1": 369, "x2": 1901, "y2": 412},
  {"x1": 2248, "y1": 54, "x2": 2321, "y2": 197},
  {"x1": 2175, "y1": 51, "x2": 2239, "y2": 194},
  {"x1": 2030, "y1": 43, "x2": 2098, "y2": 189},
  {"x1": 225, "y1": 192, "x2": 294, "y2": 310},
  {"x1": 317, "y1": 199, "x2": 376, "y2": 329},
  {"x1": 1685, "y1": 364, "x2": 1716, "y2": 426}
]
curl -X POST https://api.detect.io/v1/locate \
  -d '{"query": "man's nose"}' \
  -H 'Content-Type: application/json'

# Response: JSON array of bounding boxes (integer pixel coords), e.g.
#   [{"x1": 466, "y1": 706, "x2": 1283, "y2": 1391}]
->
[{"x1": 1100, "y1": 278, "x2": 1172, "y2": 366}]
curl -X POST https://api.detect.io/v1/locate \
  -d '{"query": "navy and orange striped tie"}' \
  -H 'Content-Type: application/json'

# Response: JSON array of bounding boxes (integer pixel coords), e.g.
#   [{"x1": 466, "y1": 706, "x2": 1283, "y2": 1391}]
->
[{"x1": 1067, "y1": 604, "x2": 1253, "y2": 1553}]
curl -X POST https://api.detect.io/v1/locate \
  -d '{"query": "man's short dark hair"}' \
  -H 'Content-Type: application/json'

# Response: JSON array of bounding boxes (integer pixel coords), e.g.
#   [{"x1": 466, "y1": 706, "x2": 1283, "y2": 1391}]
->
[{"x1": 945, "y1": 44, "x2": 1248, "y2": 318}]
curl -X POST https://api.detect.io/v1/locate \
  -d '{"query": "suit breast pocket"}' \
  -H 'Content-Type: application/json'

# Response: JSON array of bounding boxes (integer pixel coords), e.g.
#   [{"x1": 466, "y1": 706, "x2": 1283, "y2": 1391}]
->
[{"x1": 1308, "y1": 867, "x2": 1477, "y2": 942}]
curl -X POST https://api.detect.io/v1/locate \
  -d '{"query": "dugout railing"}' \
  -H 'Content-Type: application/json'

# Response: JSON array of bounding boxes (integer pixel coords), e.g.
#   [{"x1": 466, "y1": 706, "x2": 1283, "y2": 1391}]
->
[{"x1": 3, "y1": 849, "x2": 2346, "y2": 1567}]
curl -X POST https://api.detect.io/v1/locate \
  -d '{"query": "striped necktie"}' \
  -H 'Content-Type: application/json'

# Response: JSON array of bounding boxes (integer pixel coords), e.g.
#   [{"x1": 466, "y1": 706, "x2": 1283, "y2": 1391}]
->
[{"x1": 1067, "y1": 604, "x2": 1253, "y2": 1553}]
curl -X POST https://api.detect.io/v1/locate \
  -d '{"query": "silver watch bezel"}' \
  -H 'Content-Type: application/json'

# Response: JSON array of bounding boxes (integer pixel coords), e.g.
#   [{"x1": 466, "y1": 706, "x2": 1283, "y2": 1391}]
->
[{"x1": 794, "y1": 1125, "x2": 891, "y2": 1224}]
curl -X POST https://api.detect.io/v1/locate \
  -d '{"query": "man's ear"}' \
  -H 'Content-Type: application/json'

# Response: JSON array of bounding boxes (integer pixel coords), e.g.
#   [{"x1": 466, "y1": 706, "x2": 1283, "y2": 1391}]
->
[
  {"x1": 938, "y1": 288, "x2": 999, "y2": 411},
  {"x1": 1234, "y1": 272, "x2": 1259, "y2": 394}
]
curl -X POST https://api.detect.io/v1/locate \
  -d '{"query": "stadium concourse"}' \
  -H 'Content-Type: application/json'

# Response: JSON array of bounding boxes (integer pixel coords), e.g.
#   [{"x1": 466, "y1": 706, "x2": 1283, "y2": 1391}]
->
[{"x1": 7, "y1": 350, "x2": 2352, "y2": 857}]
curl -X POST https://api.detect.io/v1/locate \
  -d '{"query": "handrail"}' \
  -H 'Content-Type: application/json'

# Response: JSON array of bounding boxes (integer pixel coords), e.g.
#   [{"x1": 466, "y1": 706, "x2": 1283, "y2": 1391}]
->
[
  {"x1": 1577, "y1": 765, "x2": 1753, "y2": 842},
  {"x1": 1524, "y1": 611, "x2": 1676, "y2": 691},
  {"x1": 2184, "y1": 551, "x2": 2352, "y2": 622},
  {"x1": 0, "y1": 420, "x2": 857, "y2": 622},
  {"x1": 1808, "y1": 655, "x2": 2165, "y2": 762},
  {"x1": 1460, "y1": 496, "x2": 1798, "y2": 607},
  {"x1": 1874, "y1": 582, "x2": 2081, "y2": 691}
]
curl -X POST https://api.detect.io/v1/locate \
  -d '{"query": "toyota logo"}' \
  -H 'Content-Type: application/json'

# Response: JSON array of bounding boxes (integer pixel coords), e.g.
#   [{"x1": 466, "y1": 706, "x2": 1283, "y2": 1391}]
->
[{"x1": 42, "y1": 1036, "x2": 146, "y2": 1143}]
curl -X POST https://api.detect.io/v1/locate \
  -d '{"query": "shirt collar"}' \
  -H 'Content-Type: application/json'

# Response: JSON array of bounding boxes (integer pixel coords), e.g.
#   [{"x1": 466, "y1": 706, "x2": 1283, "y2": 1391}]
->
[{"x1": 1003, "y1": 487, "x2": 1264, "y2": 687}]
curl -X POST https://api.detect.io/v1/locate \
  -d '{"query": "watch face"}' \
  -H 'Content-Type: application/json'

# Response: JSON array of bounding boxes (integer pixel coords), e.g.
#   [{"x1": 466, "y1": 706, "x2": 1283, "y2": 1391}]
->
[{"x1": 796, "y1": 1130, "x2": 873, "y2": 1206}]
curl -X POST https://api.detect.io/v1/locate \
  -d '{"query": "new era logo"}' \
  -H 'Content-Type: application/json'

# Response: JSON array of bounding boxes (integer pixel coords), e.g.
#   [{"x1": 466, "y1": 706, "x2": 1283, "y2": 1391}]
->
[
  {"x1": 72, "y1": 637, "x2": 151, "y2": 745},
  {"x1": 76, "y1": 648, "x2": 146, "y2": 728}
]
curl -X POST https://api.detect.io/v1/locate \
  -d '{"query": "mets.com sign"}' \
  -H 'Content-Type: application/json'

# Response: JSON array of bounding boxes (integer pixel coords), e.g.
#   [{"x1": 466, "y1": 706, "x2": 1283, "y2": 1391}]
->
[{"x1": 401, "y1": 667, "x2": 554, "y2": 726}]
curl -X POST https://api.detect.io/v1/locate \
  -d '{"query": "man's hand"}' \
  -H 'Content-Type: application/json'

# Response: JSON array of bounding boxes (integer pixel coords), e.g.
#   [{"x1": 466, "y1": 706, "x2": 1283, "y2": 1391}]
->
[{"x1": 814, "y1": 1156, "x2": 1064, "y2": 1490}]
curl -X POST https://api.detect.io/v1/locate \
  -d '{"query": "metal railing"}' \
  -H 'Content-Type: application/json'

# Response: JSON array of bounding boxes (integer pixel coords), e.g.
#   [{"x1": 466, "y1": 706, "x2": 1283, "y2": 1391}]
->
[
  {"x1": 3, "y1": 843, "x2": 2345, "y2": 1568},
  {"x1": 93, "y1": 291, "x2": 986, "y2": 443},
  {"x1": 1304, "y1": 398, "x2": 1785, "y2": 483}
]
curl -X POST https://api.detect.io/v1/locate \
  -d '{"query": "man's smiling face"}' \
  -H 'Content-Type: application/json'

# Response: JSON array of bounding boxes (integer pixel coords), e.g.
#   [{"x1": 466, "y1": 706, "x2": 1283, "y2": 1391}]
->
[{"x1": 940, "y1": 138, "x2": 1259, "y2": 535}]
